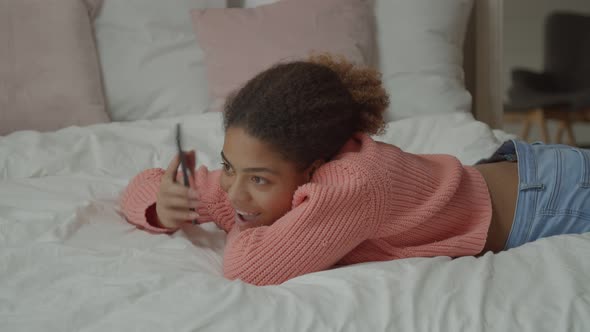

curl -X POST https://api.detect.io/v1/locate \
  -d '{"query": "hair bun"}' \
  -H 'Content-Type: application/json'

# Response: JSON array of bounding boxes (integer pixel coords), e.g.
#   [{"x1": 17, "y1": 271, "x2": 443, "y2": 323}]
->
[{"x1": 309, "y1": 53, "x2": 389, "y2": 135}]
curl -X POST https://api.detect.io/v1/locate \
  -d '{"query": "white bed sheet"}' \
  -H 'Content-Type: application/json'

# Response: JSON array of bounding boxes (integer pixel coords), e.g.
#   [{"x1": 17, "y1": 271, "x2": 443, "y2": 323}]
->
[{"x1": 1, "y1": 112, "x2": 589, "y2": 332}]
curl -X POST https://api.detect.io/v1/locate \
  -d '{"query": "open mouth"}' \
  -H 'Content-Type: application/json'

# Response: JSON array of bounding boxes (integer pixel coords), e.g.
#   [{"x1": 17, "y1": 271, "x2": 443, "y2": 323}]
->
[{"x1": 235, "y1": 210, "x2": 261, "y2": 225}]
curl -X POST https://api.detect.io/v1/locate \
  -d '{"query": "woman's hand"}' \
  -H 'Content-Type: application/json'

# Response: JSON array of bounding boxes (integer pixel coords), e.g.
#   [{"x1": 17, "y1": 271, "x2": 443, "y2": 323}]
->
[{"x1": 155, "y1": 151, "x2": 201, "y2": 229}]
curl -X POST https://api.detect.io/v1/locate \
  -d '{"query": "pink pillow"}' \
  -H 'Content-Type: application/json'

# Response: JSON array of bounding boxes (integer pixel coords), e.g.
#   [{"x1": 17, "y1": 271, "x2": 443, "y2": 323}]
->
[
  {"x1": 191, "y1": 0, "x2": 375, "y2": 111},
  {"x1": 0, "y1": 0, "x2": 110, "y2": 136}
]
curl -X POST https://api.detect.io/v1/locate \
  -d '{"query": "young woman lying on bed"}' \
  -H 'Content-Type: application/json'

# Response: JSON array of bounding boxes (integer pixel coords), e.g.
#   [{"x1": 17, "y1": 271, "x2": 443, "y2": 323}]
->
[{"x1": 120, "y1": 54, "x2": 590, "y2": 286}]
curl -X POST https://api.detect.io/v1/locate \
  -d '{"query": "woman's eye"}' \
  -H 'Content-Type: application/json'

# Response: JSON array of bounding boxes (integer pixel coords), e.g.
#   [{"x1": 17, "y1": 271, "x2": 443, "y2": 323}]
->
[
  {"x1": 221, "y1": 162, "x2": 232, "y2": 174},
  {"x1": 251, "y1": 176, "x2": 267, "y2": 185}
]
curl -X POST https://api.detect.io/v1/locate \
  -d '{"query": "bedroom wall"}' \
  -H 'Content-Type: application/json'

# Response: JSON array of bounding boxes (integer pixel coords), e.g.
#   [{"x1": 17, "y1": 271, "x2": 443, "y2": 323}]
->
[{"x1": 503, "y1": 0, "x2": 590, "y2": 145}]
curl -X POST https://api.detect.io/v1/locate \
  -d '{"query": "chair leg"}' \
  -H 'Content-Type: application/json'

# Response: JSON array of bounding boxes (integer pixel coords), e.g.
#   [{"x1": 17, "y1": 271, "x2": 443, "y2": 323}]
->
[
  {"x1": 555, "y1": 114, "x2": 577, "y2": 146},
  {"x1": 555, "y1": 121, "x2": 565, "y2": 144},
  {"x1": 564, "y1": 120, "x2": 577, "y2": 146},
  {"x1": 532, "y1": 109, "x2": 550, "y2": 143},
  {"x1": 521, "y1": 116, "x2": 532, "y2": 141}
]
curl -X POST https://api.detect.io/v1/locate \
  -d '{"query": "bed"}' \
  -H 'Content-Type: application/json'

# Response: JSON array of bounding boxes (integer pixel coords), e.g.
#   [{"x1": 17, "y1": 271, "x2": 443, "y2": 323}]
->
[{"x1": 1, "y1": 1, "x2": 589, "y2": 331}]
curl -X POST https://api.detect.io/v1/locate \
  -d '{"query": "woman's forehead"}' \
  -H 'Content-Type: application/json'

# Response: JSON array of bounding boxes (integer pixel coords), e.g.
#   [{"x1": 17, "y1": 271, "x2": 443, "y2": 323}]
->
[{"x1": 223, "y1": 127, "x2": 288, "y2": 168}]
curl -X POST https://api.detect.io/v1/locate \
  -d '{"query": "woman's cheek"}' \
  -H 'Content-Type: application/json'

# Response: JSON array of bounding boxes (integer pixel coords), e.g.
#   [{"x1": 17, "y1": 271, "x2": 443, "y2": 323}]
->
[
  {"x1": 266, "y1": 189, "x2": 295, "y2": 215},
  {"x1": 219, "y1": 173, "x2": 230, "y2": 192}
]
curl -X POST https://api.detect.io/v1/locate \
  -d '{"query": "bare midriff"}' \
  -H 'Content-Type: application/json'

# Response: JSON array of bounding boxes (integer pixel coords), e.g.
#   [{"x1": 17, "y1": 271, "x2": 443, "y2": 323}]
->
[{"x1": 473, "y1": 161, "x2": 520, "y2": 253}]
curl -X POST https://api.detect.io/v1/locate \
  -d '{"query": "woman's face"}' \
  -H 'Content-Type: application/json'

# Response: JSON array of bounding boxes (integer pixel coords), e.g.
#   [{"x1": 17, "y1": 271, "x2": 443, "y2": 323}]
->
[{"x1": 220, "y1": 127, "x2": 312, "y2": 231}]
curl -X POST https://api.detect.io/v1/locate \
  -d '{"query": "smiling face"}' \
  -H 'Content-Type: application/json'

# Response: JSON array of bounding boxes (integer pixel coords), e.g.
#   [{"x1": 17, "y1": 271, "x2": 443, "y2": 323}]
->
[{"x1": 220, "y1": 127, "x2": 315, "y2": 231}]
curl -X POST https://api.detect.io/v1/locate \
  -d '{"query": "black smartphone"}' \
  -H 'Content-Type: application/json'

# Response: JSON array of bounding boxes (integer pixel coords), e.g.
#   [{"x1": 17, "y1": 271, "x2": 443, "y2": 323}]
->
[
  {"x1": 175, "y1": 123, "x2": 190, "y2": 188},
  {"x1": 176, "y1": 124, "x2": 197, "y2": 225}
]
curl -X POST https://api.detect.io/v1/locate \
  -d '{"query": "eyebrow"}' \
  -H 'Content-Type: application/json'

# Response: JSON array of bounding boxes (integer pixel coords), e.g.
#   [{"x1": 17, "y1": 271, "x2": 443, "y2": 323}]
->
[{"x1": 220, "y1": 151, "x2": 280, "y2": 175}]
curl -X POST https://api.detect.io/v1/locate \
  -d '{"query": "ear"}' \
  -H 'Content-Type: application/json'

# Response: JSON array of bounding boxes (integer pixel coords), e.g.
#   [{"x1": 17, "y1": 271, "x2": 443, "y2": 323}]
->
[{"x1": 305, "y1": 159, "x2": 325, "y2": 181}]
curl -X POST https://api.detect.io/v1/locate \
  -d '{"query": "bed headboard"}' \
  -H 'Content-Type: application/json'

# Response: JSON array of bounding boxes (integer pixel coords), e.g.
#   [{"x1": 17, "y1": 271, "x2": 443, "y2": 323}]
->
[{"x1": 464, "y1": 0, "x2": 503, "y2": 129}]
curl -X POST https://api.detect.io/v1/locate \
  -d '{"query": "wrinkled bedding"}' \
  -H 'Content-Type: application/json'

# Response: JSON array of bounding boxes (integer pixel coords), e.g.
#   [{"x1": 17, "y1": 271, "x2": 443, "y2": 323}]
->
[{"x1": 1, "y1": 112, "x2": 588, "y2": 332}]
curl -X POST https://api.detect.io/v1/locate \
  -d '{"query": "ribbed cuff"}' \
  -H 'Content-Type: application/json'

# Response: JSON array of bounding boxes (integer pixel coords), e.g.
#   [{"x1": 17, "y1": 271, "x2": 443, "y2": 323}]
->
[{"x1": 120, "y1": 168, "x2": 173, "y2": 234}]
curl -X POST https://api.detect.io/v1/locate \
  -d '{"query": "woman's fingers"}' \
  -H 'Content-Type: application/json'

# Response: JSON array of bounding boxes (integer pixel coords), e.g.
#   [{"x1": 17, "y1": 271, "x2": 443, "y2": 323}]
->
[
  {"x1": 164, "y1": 154, "x2": 181, "y2": 182},
  {"x1": 186, "y1": 150, "x2": 196, "y2": 173},
  {"x1": 186, "y1": 150, "x2": 197, "y2": 190},
  {"x1": 163, "y1": 182, "x2": 199, "y2": 198},
  {"x1": 155, "y1": 153, "x2": 203, "y2": 228},
  {"x1": 162, "y1": 196, "x2": 200, "y2": 209},
  {"x1": 163, "y1": 209, "x2": 200, "y2": 222}
]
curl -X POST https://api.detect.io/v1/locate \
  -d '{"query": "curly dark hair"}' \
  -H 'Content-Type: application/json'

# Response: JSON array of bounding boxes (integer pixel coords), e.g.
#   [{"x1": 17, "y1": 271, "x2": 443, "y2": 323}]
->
[{"x1": 223, "y1": 54, "x2": 390, "y2": 170}]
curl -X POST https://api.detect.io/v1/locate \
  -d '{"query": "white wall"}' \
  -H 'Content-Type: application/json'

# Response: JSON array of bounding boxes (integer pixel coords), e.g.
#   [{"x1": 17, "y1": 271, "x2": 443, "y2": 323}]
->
[{"x1": 503, "y1": 0, "x2": 590, "y2": 145}]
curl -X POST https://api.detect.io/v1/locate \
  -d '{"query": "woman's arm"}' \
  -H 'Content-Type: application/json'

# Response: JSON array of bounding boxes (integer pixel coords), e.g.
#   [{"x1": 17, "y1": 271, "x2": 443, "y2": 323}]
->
[
  {"x1": 221, "y1": 177, "x2": 380, "y2": 286},
  {"x1": 119, "y1": 167, "x2": 235, "y2": 233},
  {"x1": 120, "y1": 168, "x2": 173, "y2": 233}
]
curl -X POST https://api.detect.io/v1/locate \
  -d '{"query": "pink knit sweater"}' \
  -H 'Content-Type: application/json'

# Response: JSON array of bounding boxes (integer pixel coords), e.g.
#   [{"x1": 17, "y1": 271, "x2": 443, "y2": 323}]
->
[{"x1": 120, "y1": 134, "x2": 492, "y2": 286}]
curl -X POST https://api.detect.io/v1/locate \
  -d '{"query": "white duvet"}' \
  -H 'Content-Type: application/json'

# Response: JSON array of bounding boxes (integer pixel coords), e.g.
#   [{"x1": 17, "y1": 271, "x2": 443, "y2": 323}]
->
[{"x1": 1, "y1": 112, "x2": 589, "y2": 332}]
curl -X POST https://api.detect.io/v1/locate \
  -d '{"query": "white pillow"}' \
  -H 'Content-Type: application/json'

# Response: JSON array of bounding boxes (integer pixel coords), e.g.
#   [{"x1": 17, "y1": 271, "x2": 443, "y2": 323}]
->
[
  {"x1": 375, "y1": 0, "x2": 473, "y2": 121},
  {"x1": 243, "y1": 0, "x2": 277, "y2": 6},
  {"x1": 94, "y1": 0, "x2": 227, "y2": 122},
  {"x1": 241, "y1": 0, "x2": 473, "y2": 122}
]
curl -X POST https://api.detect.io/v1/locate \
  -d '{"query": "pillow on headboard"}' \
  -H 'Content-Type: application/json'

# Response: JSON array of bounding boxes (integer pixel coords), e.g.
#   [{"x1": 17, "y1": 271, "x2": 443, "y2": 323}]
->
[
  {"x1": 236, "y1": 0, "x2": 474, "y2": 122},
  {"x1": 374, "y1": 0, "x2": 473, "y2": 120},
  {"x1": 191, "y1": 0, "x2": 375, "y2": 112},
  {"x1": 94, "y1": 0, "x2": 226, "y2": 122},
  {"x1": 0, "y1": 0, "x2": 110, "y2": 136},
  {"x1": 243, "y1": 0, "x2": 277, "y2": 6}
]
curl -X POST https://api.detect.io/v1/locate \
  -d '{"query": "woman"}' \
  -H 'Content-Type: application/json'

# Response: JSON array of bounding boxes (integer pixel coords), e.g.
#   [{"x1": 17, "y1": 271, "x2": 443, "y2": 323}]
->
[{"x1": 120, "y1": 54, "x2": 590, "y2": 286}]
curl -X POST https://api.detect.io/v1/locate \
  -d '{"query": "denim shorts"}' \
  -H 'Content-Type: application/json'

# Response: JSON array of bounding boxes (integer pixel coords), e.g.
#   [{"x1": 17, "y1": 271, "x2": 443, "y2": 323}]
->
[{"x1": 481, "y1": 140, "x2": 590, "y2": 250}]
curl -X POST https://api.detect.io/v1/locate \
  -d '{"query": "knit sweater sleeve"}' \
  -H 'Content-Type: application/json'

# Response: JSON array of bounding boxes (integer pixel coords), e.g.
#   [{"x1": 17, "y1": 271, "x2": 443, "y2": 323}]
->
[
  {"x1": 222, "y1": 162, "x2": 381, "y2": 286},
  {"x1": 119, "y1": 167, "x2": 235, "y2": 233},
  {"x1": 119, "y1": 168, "x2": 171, "y2": 233}
]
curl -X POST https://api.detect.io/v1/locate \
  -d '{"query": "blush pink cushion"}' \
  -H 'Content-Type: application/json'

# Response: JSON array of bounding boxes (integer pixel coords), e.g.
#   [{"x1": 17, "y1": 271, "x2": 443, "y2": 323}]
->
[
  {"x1": 191, "y1": 0, "x2": 375, "y2": 111},
  {"x1": 0, "y1": 0, "x2": 110, "y2": 136}
]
